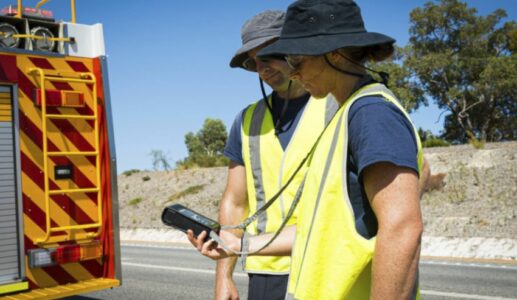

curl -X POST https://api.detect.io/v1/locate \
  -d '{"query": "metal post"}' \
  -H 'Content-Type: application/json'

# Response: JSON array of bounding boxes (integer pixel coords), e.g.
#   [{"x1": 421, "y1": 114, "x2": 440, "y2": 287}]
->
[
  {"x1": 71, "y1": 0, "x2": 76, "y2": 23},
  {"x1": 16, "y1": 0, "x2": 22, "y2": 18}
]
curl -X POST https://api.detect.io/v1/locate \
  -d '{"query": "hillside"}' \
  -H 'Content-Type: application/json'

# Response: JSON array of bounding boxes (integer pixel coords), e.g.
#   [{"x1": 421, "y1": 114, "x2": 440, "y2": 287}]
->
[{"x1": 118, "y1": 141, "x2": 517, "y2": 239}]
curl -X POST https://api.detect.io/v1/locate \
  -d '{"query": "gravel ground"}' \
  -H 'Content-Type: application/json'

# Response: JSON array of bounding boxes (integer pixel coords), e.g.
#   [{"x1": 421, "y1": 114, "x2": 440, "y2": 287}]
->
[
  {"x1": 117, "y1": 141, "x2": 517, "y2": 259},
  {"x1": 421, "y1": 141, "x2": 517, "y2": 238}
]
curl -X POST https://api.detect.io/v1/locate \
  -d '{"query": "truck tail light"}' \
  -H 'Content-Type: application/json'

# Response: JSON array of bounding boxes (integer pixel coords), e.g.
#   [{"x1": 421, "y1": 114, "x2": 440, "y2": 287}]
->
[
  {"x1": 28, "y1": 248, "x2": 56, "y2": 268},
  {"x1": 81, "y1": 240, "x2": 103, "y2": 260},
  {"x1": 35, "y1": 89, "x2": 85, "y2": 107},
  {"x1": 53, "y1": 244, "x2": 81, "y2": 264},
  {"x1": 28, "y1": 241, "x2": 103, "y2": 268}
]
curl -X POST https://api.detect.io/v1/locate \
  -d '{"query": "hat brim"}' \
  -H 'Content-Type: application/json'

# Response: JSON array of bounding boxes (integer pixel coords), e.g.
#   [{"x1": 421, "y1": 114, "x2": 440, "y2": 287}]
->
[
  {"x1": 230, "y1": 35, "x2": 279, "y2": 69},
  {"x1": 258, "y1": 32, "x2": 395, "y2": 57}
]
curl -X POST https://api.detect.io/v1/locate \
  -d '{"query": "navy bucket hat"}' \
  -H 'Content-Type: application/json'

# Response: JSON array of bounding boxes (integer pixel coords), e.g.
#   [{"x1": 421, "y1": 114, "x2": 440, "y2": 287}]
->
[
  {"x1": 230, "y1": 10, "x2": 285, "y2": 70},
  {"x1": 258, "y1": 0, "x2": 395, "y2": 57}
]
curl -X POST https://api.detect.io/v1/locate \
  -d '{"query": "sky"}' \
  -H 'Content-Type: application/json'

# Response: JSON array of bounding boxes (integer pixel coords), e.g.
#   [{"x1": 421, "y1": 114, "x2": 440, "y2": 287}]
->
[{"x1": 30, "y1": 0, "x2": 517, "y2": 173}]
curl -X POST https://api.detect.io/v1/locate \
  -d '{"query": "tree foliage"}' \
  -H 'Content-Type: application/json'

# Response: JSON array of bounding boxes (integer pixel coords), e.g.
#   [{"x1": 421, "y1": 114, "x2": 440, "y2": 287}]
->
[
  {"x1": 406, "y1": 0, "x2": 517, "y2": 142},
  {"x1": 371, "y1": 46, "x2": 427, "y2": 112},
  {"x1": 177, "y1": 118, "x2": 229, "y2": 169}
]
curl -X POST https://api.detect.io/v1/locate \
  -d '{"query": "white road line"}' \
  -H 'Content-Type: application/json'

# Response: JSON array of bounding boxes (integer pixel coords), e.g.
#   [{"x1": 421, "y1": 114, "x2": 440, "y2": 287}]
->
[
  {"x1": 122, "y1": 262, "x2": 248, "y2": 278},
  {"x1": 123, "y1": 262, "x2": 516, "y2": 299},
  {"x1": 421, "y1": 260, "x2": 517, "y2": 270},
  {"x1": 421, "y1": 290, "x2": 517, "y2": 300},
  {"x1": 122, "y1": 243, "x2": 192, "y2": 250}
]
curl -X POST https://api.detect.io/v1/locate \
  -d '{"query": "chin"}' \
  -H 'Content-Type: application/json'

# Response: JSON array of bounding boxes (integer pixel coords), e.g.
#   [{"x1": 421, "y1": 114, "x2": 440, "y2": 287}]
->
[{"x1": 271, "y1": 81, "x2": 291, "y2": 92}]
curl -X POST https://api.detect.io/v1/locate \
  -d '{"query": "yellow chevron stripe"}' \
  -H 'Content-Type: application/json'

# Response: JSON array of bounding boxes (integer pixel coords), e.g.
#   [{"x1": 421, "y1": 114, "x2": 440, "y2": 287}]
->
[
  {"x1": 19, "y1": 55, "x2": 96, "y2": 116},
  {"x1": 17, "y1": 56, "x2": 98, "y2": 166},
  {"x1": 20, "y1": 131, "x2": 99, "y2": 220},
  {"x1": 21, "y1": 133, "x2": 98, "y2": 217},
  {"x1": 25, "y1": 264, "x2": 59, "y2": 289},
  {"x1": 21, "y1": 172, "x2": 83, "y2": 229},
  {"x1": 0, "y1": 92, "x2": 11, "y2": 122},
  {"x1": 17, "y1": 54, "x2": 92, "y2": 100},
  {"x1": 48, "y1": 56, "x2": 92, "y2": 73},
  {"x1": 44, "y1": 59, "x2": 97, "y2": 146},
  {"x1": 17, "y1": 82, "x2": 97, "y2": 186},
  {"x1": 23, "y1": 213, "x2": 58, "y2": 248},
  {"x1": 61, "y1": 263, "x2": 95, "y2": 282}
]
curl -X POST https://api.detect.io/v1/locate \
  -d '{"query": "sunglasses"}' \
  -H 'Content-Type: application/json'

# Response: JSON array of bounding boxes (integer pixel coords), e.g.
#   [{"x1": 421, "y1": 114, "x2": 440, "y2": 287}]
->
[
  {"x1": 285, "y1": 55, "x2": 307, "y2": 70},
  {"x1": 242, "y1": 55, "x2": 286, "y2": 71}
]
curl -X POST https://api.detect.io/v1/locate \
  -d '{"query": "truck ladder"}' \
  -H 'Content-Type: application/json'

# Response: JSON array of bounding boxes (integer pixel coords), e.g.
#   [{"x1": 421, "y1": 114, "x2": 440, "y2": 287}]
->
[{"x1": 30, "y1": 67, "x2": 102, "y2": 245}]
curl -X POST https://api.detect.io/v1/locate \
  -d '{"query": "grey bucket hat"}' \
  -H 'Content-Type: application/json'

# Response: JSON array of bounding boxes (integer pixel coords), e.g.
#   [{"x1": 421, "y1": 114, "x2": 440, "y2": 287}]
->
[{"x1": 229, "y1": 10, "x2": 286, "y2": 70}]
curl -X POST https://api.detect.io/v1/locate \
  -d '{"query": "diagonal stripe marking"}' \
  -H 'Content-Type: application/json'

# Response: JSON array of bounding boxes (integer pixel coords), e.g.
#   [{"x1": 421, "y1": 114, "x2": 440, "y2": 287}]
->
[
  {"x1": 19, "y1": 110, "x2": 98, "y2": 201},
  {"x1": 20, "y1": 128, "x2": 99, "y2": 215}
]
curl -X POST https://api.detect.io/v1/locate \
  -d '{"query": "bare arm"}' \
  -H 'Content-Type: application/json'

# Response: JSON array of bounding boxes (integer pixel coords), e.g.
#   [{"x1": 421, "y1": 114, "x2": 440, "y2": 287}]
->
[
  {"x1": 188, "y1": 225, "x2": 296, "y2": 259},
  {"x1": 215, "y1": 161, "x2": 248, "y2": 300},
  {"x1": 363, "y1": 162, "x2": 423, "y2": 300},
  {"x1": 418, "y1": 158, "x2": 430, "y2": 198}
]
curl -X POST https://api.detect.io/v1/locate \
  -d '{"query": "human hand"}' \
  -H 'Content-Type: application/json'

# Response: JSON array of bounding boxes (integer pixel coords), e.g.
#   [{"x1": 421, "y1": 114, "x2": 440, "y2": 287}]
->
[{"x1": 187, "y1": 230, "x2": 240, "y2": 260}]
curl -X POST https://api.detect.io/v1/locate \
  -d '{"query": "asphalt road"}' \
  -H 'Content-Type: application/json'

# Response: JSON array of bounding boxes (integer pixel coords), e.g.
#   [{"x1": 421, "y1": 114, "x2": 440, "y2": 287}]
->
[{"x1": 68, "y1": 244, "x2": 517, "y2": 300}]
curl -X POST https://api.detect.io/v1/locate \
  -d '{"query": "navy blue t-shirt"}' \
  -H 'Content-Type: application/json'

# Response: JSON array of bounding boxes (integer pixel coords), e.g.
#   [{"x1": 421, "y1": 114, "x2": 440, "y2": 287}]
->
[
  {"x1": 224, "y1": 92, "x2": 310, "y2": 165},
  {"x1": 224, "y1": 80, "x2": 419, "y2": 239},
  {"x1": 346, "y1": 96, "x2": 419, "y2": 238}
]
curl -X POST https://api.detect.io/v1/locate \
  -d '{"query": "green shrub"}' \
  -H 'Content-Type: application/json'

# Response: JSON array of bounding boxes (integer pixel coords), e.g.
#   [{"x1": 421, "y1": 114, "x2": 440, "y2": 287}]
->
[
  {"x1": 129, "y1": 197, "x2": 143, "y2": 206},
  {"x1": 142, "y1": 175, "x2": 151, "y2": 182},
  {"x1": 122, "y1": 169, "x2": 140, "y2": 176},
  {"x1": 422, "y1": 137, "x2": 450, "y2": 148},
  {"x1": 167, "y1": 184, "x2": 205, "y2": 203},
  {"x1": 418, "y1": 127, "x2": 450, "y2": 148},
  {"x1": 466, "y1": 131, "x2": 485, "y2": 149},
  {"x1": 176, "y1": 155, "x2": 228, "y2": 169}
]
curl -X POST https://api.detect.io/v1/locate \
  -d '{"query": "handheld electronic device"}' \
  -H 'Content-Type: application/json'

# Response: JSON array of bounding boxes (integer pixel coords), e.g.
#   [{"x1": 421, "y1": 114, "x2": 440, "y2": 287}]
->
[{"x1": 161, "y1": 204, "x2": 221, "y2": 242}]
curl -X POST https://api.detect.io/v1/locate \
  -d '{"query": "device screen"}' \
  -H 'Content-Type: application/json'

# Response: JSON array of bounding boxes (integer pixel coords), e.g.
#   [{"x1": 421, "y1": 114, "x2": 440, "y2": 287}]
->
[{"x1": 178, "y1": 208, "x2": 218, "y2": 227}]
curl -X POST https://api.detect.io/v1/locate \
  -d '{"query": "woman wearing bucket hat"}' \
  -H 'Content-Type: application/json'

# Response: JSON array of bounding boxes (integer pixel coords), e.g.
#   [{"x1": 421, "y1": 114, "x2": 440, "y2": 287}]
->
[
  {"x1": 258, "y1": 1, "x2": 425, "y2": 298},
  {"x1": 216, "y1": 9, "x2": 337, "y2": 300},
  {"x1": 189, "y1": 1, "x2": 429, "y2": 299}
]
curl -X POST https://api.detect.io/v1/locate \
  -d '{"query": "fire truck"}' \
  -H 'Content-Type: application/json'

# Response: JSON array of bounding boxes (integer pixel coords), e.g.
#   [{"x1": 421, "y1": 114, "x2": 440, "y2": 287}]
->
[{"x1": 0, "y1": 0, "x2": 121, "y2": 298}]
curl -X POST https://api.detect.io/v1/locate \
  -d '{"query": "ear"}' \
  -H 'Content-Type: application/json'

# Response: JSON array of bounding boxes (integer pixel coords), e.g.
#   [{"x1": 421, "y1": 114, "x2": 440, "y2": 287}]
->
[{"x1": 328, "y1": 50, "x2": 341, "y2": 64}]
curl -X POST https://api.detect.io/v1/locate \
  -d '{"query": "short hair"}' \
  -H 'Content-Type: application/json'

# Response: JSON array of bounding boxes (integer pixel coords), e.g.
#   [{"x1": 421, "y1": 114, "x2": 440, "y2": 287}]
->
[{"x1": 339, "y1": 43, "x2": 395, "y2": 63}]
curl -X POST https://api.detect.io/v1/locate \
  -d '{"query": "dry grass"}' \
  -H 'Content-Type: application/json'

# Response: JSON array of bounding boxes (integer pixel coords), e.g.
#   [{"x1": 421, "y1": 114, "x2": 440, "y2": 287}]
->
[{"x1": 118, "y1": 142, "x2": 517, "y2": 238}]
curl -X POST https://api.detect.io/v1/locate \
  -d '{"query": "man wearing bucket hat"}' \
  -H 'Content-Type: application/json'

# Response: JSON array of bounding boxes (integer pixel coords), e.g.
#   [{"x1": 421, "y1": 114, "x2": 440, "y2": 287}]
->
[
  {"x1": 189, "y1": 0, "x2": 429, "y2": 299},
  {"x1": 216, "y1": 10, "x2": 337, "y2": 300}
]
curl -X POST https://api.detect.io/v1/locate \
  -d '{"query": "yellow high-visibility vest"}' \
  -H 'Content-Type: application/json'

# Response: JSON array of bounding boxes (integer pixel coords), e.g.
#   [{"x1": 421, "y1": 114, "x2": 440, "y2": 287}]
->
[
  {"x1": 241, "y1": 94, "x2": 338, "y2": 274},
  {"x1": 286, "y1": 83, "x2": 423, "y2": 299}
]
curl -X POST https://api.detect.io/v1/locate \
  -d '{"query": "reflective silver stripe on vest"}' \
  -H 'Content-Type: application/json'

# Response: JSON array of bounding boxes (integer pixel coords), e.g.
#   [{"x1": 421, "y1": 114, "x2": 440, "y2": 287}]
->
[
  {"x1": 249, "y1": 100, "x2": 268, "y2": 234},
  {"x1": 293, "y1": 111, "x2": 346, "y2": 295},
  {"x1": 324, "y1": 94, "x2": 339, "y2": 126},
  {"x1": 285, "y1": 292, "x2": 295, "y2": 300},
  {"x1": 356, "y1": 83, "x2": 403, "y2": 107}
]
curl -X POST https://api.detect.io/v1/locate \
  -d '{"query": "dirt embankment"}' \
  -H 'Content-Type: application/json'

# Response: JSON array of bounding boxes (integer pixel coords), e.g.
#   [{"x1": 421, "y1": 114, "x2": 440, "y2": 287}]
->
[{"x1": 118, "y1": 141, "x2": 517, "y2": 239}]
